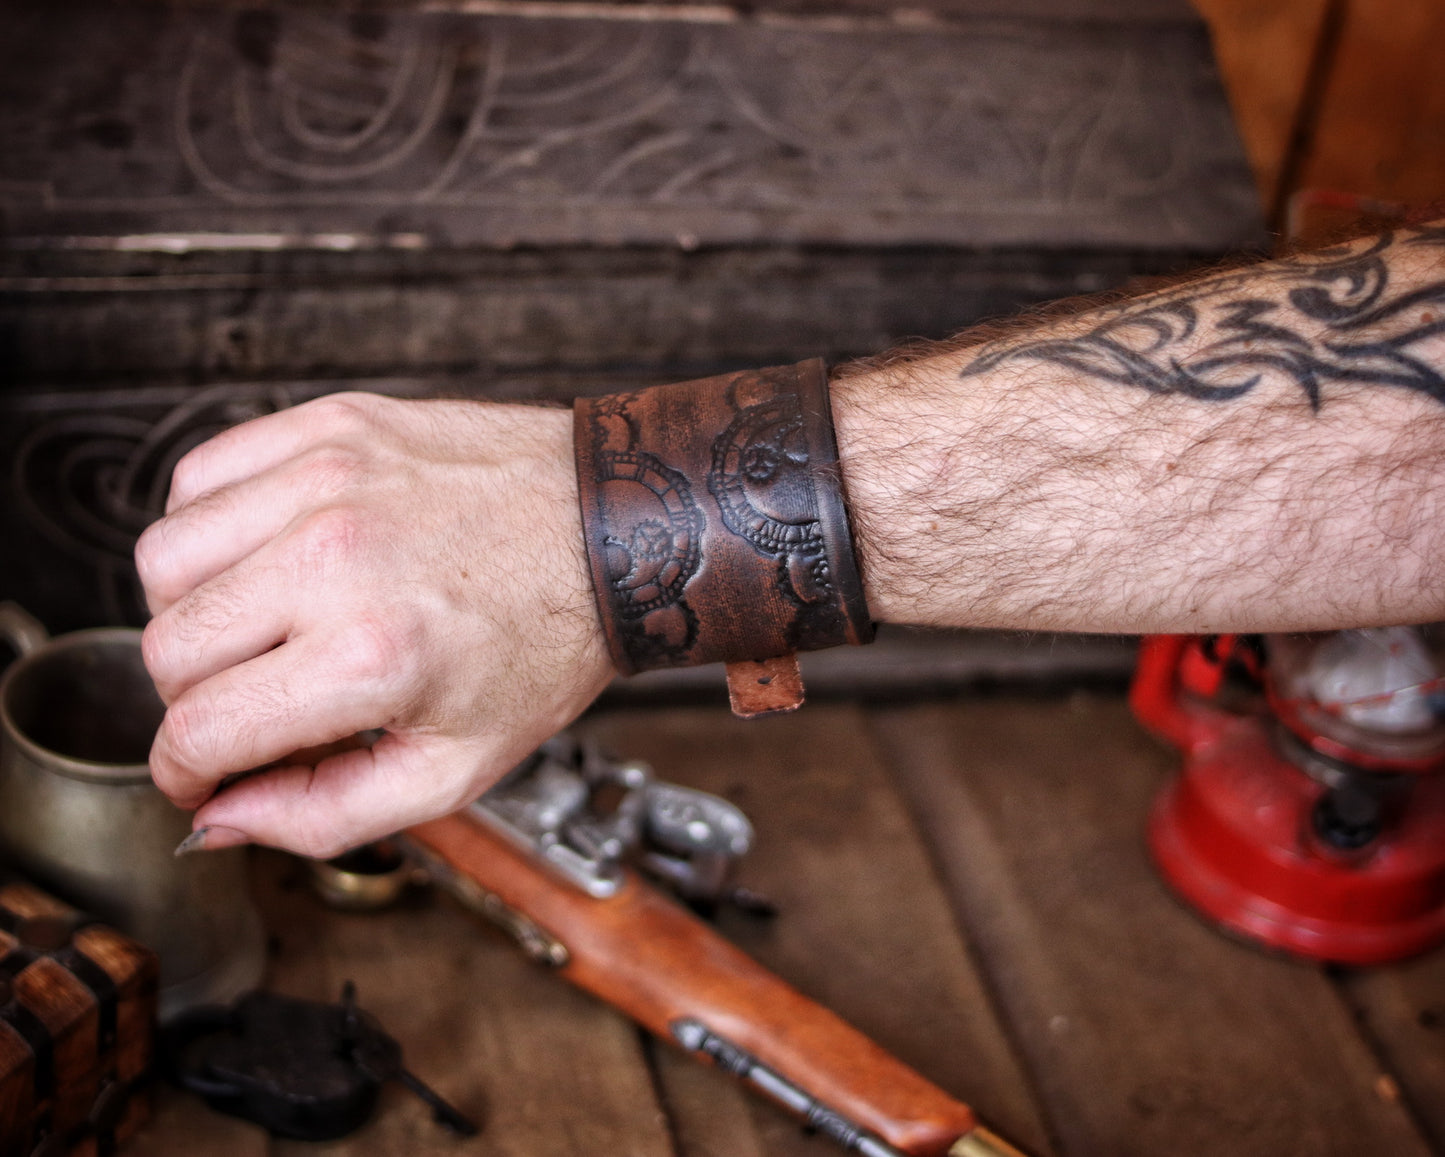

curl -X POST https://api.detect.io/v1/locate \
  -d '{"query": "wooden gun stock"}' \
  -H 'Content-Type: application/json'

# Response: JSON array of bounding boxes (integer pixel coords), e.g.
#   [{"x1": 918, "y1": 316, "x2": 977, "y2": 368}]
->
[{"x1": 405, "y1": 810, "x2": 1025, "y2": 1157}]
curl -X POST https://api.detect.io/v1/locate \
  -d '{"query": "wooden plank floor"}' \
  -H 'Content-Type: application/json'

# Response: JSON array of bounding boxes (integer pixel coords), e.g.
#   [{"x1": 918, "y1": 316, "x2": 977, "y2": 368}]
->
[{"x1": 131, "y1": 697, "x2": 1445, "y2": 1156}]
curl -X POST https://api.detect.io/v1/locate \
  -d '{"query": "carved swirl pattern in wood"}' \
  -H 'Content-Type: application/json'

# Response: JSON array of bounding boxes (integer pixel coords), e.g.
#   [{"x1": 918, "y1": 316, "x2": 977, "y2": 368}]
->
[
  {"x1": 9, "y1": 385, "x2": 302, "y2": 621},
  {"x1": 178, "y1": 14, "x2": 1185, "y2": 209},
  {"x1": 0, "y1": 8, "x2": 1260, "y2": 247}
]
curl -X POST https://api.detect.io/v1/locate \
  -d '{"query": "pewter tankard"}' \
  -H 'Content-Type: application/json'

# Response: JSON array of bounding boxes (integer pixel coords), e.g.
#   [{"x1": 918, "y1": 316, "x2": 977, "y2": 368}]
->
[{"x1": 0, "y1": 602, "x2": 265, "y2": 1020}]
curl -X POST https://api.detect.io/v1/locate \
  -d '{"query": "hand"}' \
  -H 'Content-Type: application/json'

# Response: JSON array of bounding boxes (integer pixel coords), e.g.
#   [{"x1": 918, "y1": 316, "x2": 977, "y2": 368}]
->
[{"x1": 135, "y1": 392, "x2": 614, "y2": 859}]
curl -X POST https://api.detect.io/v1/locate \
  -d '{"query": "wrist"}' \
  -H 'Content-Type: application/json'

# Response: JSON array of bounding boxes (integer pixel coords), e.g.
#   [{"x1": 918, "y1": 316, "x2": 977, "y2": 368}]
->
[{"x1": 828, "y1": 355, "x2": 976, "y2": 627}]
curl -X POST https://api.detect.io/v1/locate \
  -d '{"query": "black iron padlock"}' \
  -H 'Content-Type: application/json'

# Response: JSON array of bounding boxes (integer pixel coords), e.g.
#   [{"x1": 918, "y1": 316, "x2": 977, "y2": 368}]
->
[{"x1": 163, "y1": 982, "x2": 478, "y2": 1141}]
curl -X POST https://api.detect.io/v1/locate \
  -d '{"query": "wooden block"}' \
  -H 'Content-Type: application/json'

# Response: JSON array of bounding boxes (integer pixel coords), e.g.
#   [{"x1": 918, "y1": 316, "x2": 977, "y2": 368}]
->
[
  {"x1": 14, "y1": 958, "x2": 100, "y2": 1140},
  {"x1": 0, "y1": 884, "x2": 78, "y2": 921},
  {"x1": 0, "y1": 883, "x2": 158, "y2": 1157},
  {"x1": 871, "y1": 697, "x2": 1434, "y2": 1156},
  {"x1": 0, "y1": 1022, "x2": 35, "y2": 1157},
  {"x1": 72, "y1": 927, "x2": 158, "y2": 1088}
]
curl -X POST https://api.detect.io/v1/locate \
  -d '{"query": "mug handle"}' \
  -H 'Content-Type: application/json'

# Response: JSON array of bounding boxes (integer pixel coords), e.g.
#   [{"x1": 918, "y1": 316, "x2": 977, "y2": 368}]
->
[{"x1": 0, "y1": 602, "x2": 49, "y2": 657}]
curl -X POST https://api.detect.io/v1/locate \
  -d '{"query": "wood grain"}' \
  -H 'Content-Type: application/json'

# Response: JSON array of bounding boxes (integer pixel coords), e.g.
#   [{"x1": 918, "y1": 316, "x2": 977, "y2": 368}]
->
[
  {"x1": 582, "y1": 705, "x2": 1053, "y2": 1157},
  {"x1": 1190, "y1": 0, "x2": 1332, "y2": 211},
  {"x1": 125, "y1": 699, "x2": 1445, "y2": 1155},
  {"x1": 0, "y1": 7, "x2": 1257, "y2": 251},
  {"x1": 1341, "y1": 954, "x2": 1445, "y2": 1152},
  {"x1": 406, "y1": 812, "x2": 979, "y2": 1157},
  {"x1": 871, "y1": 696, "x2": 1436, "y2": 1157},
  {"x1": 1296, "y1": 0, "x2": 1445, "y2": 210},
  {"x1": 251, "y1": 852, "x2": 676, "y2": 1157}
]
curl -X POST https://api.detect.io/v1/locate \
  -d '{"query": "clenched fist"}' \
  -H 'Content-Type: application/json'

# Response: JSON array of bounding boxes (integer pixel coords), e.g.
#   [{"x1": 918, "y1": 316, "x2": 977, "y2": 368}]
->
[{"x1": 135, "y1": 392, "x2": 614, "y2": 859}]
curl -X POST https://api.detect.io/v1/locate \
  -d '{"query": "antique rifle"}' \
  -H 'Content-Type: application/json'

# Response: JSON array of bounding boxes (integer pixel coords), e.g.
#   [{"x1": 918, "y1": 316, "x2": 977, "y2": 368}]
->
[{"x1": 394, "y1": 737, "x2": 1025, "y2": 1157}]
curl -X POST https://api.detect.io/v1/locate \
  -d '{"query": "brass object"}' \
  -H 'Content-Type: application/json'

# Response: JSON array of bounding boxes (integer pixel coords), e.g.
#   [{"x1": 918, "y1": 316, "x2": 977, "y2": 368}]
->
[
  {"x1": 309, "y1": 842, "x2": 419, "y2": 911},
  {"x1": 950, "y1": 1126, "x2": 1032, "y2": 1157}
]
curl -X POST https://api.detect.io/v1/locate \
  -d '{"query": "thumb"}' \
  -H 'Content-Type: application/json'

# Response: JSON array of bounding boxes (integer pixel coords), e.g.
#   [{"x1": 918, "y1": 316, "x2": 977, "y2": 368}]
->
[{"x1": 189, "y1": 733, "x2": 496, "y2": 860}]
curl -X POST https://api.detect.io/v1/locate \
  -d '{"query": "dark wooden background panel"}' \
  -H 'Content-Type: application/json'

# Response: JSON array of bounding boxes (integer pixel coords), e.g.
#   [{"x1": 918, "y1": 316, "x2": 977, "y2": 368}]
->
[
  {"x1": 871, "y1": 698, "x2": 1439, "y2": 1157},
  {"x1": 0, "y1": 0, "x2": 1262, "y2": 633},
  {"x1": 0, "y1": 246, "x2": 1186, "y2": 391}
]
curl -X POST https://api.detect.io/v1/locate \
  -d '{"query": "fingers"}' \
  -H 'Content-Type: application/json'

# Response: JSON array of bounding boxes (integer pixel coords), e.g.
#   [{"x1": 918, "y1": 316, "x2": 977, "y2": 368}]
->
[
  {"x1": 142, "y1": 583, "x2": 288, "y2": 707},
  {"x1": 163, "y1": 392, "x2": 388, "y2": 514},
  {"x1": 141, "y1": 520, "x2": 299, "y2": 703},
  {"x1": 142, "y1": 500, "x2": 384, "y2": 701},
  {"x1": 150, "y1": 621, "x2": 413, "y2": 809},
  {"x1": 190, "y1": 733, "x2": 490, "y2": 860},
  {"x1": 137, "y1": 443, "x2": 376, "y2": 615}
]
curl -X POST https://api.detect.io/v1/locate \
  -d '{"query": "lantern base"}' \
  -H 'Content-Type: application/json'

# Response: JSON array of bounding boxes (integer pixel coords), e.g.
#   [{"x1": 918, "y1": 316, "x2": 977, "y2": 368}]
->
[{"x1": 1148, "y1": 717, "x2": 1445, "y2": 966}]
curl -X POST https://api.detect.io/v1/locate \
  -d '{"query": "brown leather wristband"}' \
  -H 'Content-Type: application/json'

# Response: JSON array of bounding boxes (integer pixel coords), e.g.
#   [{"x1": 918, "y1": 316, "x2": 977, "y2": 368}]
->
[{"x1": 574, "y1": 359, "x2": 873, "y2": 713}]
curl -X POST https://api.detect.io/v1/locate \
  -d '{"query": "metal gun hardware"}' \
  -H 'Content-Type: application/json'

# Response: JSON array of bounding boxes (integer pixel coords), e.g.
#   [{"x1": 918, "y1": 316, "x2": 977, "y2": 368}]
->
[
  {"x1": 345, "y1": 734, "x2": 764, "y2": 964},
  {"x1": 383, "y1": 736, "x2": 1031, "y2": 1157},
  {"x1": 469, "y1": 733, "x2": 759, "y2": 905},
  {"x1": 672, "y1": 1019, "x2": 910, "y2": 1157}
]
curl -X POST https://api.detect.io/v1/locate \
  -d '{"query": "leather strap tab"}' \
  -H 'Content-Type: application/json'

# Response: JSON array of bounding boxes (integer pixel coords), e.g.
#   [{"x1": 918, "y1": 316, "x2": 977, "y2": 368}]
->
[
  {"x1": 575, "y1": 359, "x2": 873, "y2": 686},
  {"x1": 726, "y1": 655, "x2": 806, "y2": 718}
]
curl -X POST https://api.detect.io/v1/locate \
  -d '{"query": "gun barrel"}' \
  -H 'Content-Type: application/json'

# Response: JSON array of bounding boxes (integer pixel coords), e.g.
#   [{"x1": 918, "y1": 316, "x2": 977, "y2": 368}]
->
[{"x1": 405, "y1": 809, "x2": 993, "y2": 1157}]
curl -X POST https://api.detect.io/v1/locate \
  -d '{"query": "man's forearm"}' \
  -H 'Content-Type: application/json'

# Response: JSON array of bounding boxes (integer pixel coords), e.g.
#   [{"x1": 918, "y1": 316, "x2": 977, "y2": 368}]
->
[
  {"x1": 136, "y1": 223, "x2": 1445, "y2": 859},
  {"x1": 831, "y1": 225, "x2": 1445, "y2": 634}
]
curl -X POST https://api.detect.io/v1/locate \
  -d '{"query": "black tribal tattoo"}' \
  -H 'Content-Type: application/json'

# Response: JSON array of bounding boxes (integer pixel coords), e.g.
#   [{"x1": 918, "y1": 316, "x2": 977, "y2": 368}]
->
[{"x1": 961, "y1": 227, "x2": 1445, "y2": 408}]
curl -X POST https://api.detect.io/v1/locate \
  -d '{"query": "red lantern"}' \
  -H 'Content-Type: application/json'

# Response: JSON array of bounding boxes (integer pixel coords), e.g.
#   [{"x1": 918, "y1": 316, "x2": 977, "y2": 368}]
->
[{"x1": 1131, "y1": 631, "x2": 1445, "y2": 964}]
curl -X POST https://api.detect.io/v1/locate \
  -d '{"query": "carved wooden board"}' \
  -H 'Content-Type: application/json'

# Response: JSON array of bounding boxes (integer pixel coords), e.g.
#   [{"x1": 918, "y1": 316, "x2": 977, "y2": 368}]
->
[{"x1": 0, "y1": 5, "x2": 1259, "y2": 250}]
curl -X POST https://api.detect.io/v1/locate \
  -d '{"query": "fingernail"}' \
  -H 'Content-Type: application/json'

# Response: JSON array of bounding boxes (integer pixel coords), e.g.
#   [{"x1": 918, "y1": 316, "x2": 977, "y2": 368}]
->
[{"x1": 174, "y1": 825, "x2": 250, "y2": 857}]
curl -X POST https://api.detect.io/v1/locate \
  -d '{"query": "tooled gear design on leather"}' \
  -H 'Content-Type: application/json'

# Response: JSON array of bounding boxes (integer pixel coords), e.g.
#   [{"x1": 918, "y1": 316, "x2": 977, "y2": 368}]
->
[
  {"x1": 574, "y1": 359, "x2": 873, "y2": 676},
  {"x1": 581, "y1": 393, "x2": 705, "y2": 671},
  {"x1": 706, "y1": 376, "x2": 855, "y2": 655},
  {"x1": 708, "y1": 382, "x2": 829, "y2": 592}
]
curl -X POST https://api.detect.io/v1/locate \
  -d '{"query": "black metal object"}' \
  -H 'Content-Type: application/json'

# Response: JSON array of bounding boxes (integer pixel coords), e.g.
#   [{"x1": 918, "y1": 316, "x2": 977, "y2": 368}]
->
[{"x1": 163, "y1": 983, "x2": 478, "y2": 1141}]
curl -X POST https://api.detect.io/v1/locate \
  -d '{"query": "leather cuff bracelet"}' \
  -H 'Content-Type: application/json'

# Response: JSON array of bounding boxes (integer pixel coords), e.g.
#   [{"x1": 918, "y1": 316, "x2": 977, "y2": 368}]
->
[{"x1": 574, "y1": 359, "x2": 874, "y2": 716}]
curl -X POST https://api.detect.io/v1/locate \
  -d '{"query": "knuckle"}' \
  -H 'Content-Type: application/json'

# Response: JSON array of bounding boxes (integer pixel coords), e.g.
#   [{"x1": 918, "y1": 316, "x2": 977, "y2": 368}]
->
[
  {"x1": 336, "y1": 614, "x2": 406, "y2": 687},
  {"x1": 167, "y1": 574, "x2": 242, "y2": 649},
  {"x1": 140, "y1": 618, "x2": 179, "y2": 685},
  {"x1": 157, "y1": 697, "x2": 213, "y2": 780},
  {"x1": 167, "y1": 447, "x2": 210, "y2": 508},
  {"x1": 294, "y1": 506, "x2": 368, "y2": 576},
  {"x1": 299, "y1": 445, "x2": 367, "y2": 497},
  {"x1": 133, "y1": 521, "x2": 172, "y2": 594},
  {"x1": 311, "y1": 392, "x2": 384, "y2": 435}
]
